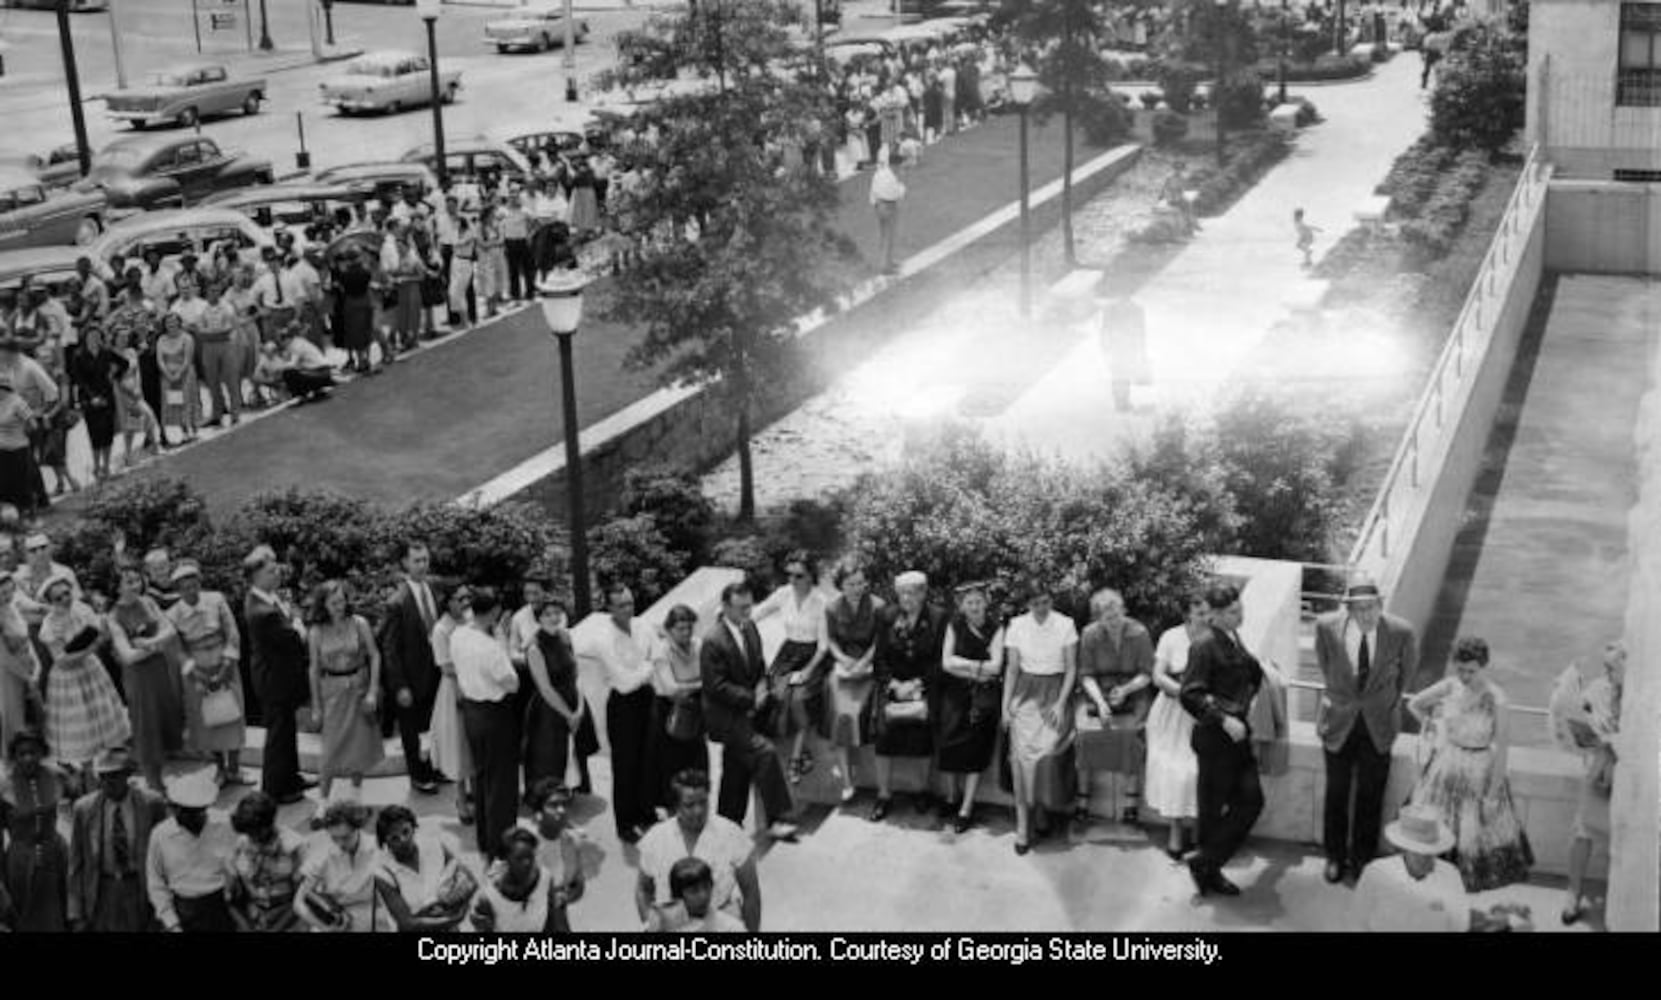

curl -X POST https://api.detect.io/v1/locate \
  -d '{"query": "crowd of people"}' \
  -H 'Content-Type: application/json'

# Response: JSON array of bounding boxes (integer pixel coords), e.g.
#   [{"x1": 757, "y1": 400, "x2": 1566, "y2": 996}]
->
[{"x1": 0, "y1": 522, "x2": 1623, "y2": 932}]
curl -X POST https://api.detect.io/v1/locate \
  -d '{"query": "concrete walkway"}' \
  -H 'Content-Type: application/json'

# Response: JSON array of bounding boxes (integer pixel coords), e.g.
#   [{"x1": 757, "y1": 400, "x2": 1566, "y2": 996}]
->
[
  {"x1": 989, "y1": 57, "x2": 1430, "y2": 462},
  {"x1": 1423, "y1": 275, "x2": 1661, "y2": 712}
]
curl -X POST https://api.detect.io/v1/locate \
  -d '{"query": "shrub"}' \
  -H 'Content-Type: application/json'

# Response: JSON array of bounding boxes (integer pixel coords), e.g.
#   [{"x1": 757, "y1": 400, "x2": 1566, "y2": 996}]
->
[
  {"x1": 587, "y1": 513, "x2": 687, "y2": 609},
  {"x1": 1294, "y1": 97, "x2": 1322, "y2": 127},
  {"x1": 79, "y1": 476, "x2": 212, "y2": 556},
  {"x1": 1121, "y1": 416, "x2": 1242, "y2": 553},
  {"x1": 1078, "y1": 91, "x2": 1135, "y2": 148},
  {"x1": 214, "y1": 489, "x2": 383, "y2": 591},
  {"x1": 389, "y1": 501, "x2": 567, "y2": 595},
  {"x1": 1193, "y1": 130, "x2": 1291, "y2": 216},
  {"x1": 1255, "y1": 53, "x2": 1373, "y2": 82},
  {"x1": 1140, "y1": 92, "x2": 1162, "y2": 110},
  {"x1": 1156, "y1": 63, "x2": 1203, "y2": 114},
  {"x1": 1126, "y1": 212, "x2": 1194, "y2": 245},
  {"x1": 1377, "y1": 136, "x2": 1459, "y2": 217},
  {"x1": 1428, "y1": 22, "x2": 1526, "y2": 154},
  {"x1": 1216, "y1": 73, "x2": 1267, "y2": 130},
  {"x1": 617, "y1": 464, "x2": 716, "y2": 566},
  {"x1": 1399, "y1": 150, "x2": 1489, "y2": 259},
  {"x1": 1151, "y1": 108, "x2": 1190, "y2": 146},
  {"x1": 709, "y1": 534, "x2": 777, "y2": 593}
]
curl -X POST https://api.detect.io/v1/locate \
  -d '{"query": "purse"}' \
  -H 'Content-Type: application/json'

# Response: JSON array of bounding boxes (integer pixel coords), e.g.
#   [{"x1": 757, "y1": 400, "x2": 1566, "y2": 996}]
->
[
  {"x1": 665, "y1": 697, "x2": 703, "y2": 742},
  {"x1": 432, "y1": 857, "x2": 480, "y2": 913},
  {"x1": 883, "y1": 698, "x2": 929, "y2": 724},
  {"x1": 200, "y1": 686, "x2": 242, "y2": 729}
]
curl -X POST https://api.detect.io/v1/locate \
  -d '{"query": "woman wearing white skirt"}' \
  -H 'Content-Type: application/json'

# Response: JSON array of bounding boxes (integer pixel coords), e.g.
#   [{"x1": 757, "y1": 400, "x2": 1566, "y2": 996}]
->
[
  {"x1": 1143, "y1": 592, "x2": 1210, "y2": 860},
  {"x1": 429, "y1": 585, "x2": 474, "y2": 825}
]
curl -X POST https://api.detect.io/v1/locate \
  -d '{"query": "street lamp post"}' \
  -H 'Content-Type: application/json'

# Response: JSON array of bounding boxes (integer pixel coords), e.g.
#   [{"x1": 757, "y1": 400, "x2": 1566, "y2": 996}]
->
[
  {"x1": 56, "y1": 1, "x2": 92, "y2": 177},
  {"x1": 1278, "y1": 0, "x2": 1290, "y2": 106},
  {"x1": 258, "y1": 0, "x2": 274, "y2": 52},
  {"x1": 416, "y1": 0, "x2": 450, "y2": 190},
  {"x1": 539, "y1": 272, "x2": 593, "y2": 619},
  {"x1": 1010, "y1": 65, "x2": 1038, "y2": 319},
  {"x1": 1214, "y1": 0, "x2": 1229, "y2": 167},
  {"x1": 563, "y1": 0, "x2": 577, "y2": 102},
  {"x1": 322, "y1": 0, "x2": 336, "y2": 47}
]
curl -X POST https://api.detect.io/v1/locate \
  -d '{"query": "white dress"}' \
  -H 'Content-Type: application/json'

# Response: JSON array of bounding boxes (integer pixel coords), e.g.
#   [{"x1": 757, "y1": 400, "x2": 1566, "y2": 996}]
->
[
  {"x1": 428, "y1": 616, "x2": 471, "y2": 781},
  {"x1": 1142, "y1": 625, "x2": 1199, "y2": 820},
  {"x1": 479, "y1": 867, "x2": 553, "y2": 933}
]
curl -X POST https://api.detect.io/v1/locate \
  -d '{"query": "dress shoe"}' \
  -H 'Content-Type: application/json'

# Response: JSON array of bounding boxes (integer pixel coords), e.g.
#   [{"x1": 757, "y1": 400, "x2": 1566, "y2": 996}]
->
[
  {"x1": 411, "y1": 777, "x2": 440, "y2": 795},
  {"x1": 1324, "y1": 860, "x2": 1346, "y2": 884},
  {"x1": 296, "y1": 777, "x2": 318, "y2": 792},
  {"x1": 1187, "y1": 858, "x2": 1212, "y2": 896},
  {"x1": 953, "y1": 814, "x2": 972, "y2": 835},
  {"x1": 1165, "y1": 845, "x2": 1190, "y2": 862},
  {"x1": 1561, "y1": 904, "x2": 1585, "y2": 926},
  {"x1": 870, "y1": 797, "x2": 891, "y2": 822},
  {"x1": 1014, "y1": 839, "x2": 1031, "y2": 856},
  {"x1": 1208, "y1": 872, "x2": 1242, "y2": 897}
]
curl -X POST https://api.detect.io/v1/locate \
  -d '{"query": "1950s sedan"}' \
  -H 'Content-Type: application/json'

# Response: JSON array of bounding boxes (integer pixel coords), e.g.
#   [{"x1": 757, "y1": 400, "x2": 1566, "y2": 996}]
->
[
  {"x1": 320, "y1": 50, "x2": 462, "y2": 115},
  {"x1": 0, "y1": 170, "x2": 109, "y2": 248},
  {"x1": 105, "y1": 64, "x2": 268, "y2": 129},
  {"x1": 73, "y1": 134, "x2": 274, "y2": 211}
]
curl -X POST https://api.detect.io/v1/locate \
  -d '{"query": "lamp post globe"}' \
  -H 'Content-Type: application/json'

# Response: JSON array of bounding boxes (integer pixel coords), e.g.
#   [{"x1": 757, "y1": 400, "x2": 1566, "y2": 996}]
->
[
  {"x1": 539, "y1": 270, "x2": 593, "y2": 618},
  {"x1": 1009, "y1": 65, "x2": 1039, "y2": 108}
]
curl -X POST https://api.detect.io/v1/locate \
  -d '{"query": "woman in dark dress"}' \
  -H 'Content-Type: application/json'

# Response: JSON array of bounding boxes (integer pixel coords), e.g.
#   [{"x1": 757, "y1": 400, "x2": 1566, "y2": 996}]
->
[
  {"x1": 105, "y1": 564, "x2": 185, "y2": 792},
  {"x1": 523, "y1": 601, "x2": 597, "y2": 799},
  {"x1": 936, "y1": 582, "x2": 1006, "y2": 832},
  {"x1": 70, "y1": 324, "x2": 130, "y2": 482},
  {"x1": 923, "y1": 75, "x2": 944, "y2": 140},
  {"x1": 644, "y1": 604, "x2": 708, "y2": 812},
  {"x1": 869, "y1": 571, "x2": 945, "y2": 823},
  {"x1": 0, "y1": 730, "x2": 69, "y2": 932},
  {"x1": 333, "y1": 247, "x2": 376, "y2": 374},
  {"x1": 825, "y1": 560, "x2": 882, "y2": 804}
]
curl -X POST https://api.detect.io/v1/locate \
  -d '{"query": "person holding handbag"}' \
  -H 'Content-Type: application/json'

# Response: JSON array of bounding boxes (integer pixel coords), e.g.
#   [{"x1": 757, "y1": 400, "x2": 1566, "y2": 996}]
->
[
  {"x1": 306, "y1": 581, "x2": 384, "y2": 812},
  {"x1": 294, "y1": 801, "x2": 380, "y2": 933},
  {"x1": 373, "y1": 804, "x2": 474, "y2": 933},
  {"x1": 869, "y1": 571, "x2": 945, "y2": 824},
  {"x1": 522, "y1": 600, "x2": 598, "y2": 801},
  {"x1": 167, "y1": 561, "x2": 246, "y2": 787},
  {"x1": 38, "y1": 572, "x2": 131, "y2": 791},
  {"x1": 105, "y1": 564, "x2": 186, "y2": 793},
  {"x1": 646, "y1": 605, "x2": 708, "y2": 813},
  {"x1": 936, "y1": 582, "x2": 1005, "y2": 833},
  {"x1": 752, "y1": 552, "x2": 830, "y2": 784}
]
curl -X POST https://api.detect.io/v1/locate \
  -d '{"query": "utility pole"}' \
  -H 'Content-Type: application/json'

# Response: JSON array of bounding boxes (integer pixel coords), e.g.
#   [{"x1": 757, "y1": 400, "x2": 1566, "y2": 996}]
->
[
  {"x1": 564, "y1": 0, "x2": 577, "y2": 102},
  {"x1": 56, "y1": 0, "x2": 92, "y2": 177},
  {"x1": 109, "y1": 0, "x2": 129, "y2": 89},
  {"x1": 307, "y1": 0, "x2": 323, "y2": 59}
]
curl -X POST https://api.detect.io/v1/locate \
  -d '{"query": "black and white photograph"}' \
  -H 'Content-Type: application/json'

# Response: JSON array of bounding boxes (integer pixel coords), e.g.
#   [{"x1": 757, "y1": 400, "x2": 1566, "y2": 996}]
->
[{"x1": 0, "y1": 0, "x2": 1655, "y2": 947}]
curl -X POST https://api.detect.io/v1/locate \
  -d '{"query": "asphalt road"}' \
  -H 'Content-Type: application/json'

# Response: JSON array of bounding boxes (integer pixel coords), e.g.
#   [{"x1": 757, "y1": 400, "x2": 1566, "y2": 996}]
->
[{"x1": 0, "y1": 0, "x2": 656, "y2": 178}]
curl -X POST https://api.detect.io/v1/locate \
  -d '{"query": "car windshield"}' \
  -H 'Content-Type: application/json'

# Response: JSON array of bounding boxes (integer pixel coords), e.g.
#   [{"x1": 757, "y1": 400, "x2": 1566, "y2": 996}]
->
[
  {"x1": 348, "y1": 60, "x2": 400, "y2": 77},
  {"x1": 152, "y1": 71, "x2": 192, "y2": 87},
  {"x1": 92, "y1": 146, "x2": 148, "y2": 170}
]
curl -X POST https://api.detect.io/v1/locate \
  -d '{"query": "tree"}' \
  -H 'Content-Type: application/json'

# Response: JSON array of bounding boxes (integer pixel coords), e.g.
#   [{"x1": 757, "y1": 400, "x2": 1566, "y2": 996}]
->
[
  {"x1": 1428, "y1": 20, "x2": 1526, "y2": 156},
  {"x1": 599, "y1": 0, "x2": 858, "y2": 522},
  {"x1": 1001, "y1": 0, "x2": 1119, "y2": 267},
  {"x1": 1159, "y1": 0, "x2": 1262, "y2": 111}
]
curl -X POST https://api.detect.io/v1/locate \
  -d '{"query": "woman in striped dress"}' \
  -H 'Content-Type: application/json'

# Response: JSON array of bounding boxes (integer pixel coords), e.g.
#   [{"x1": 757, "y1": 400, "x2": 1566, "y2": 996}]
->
[{"x1": 36, "y1": 573, "x2": 131, "y2": 786}]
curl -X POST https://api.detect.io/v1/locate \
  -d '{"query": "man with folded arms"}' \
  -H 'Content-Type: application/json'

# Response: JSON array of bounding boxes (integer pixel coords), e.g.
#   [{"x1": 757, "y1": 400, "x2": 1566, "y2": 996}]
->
[{"x1": 451, "y1": 588, "x2": 522, "y2": 860}]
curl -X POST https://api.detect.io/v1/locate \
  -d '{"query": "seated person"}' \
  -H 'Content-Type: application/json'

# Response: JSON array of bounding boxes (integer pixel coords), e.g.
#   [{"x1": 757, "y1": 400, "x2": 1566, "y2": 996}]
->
[
  {"x1": 643, "y1": 858, "x2": 745, "y2": 934},
  {"x1": 254, "y1": 322, "x2": 335, "y2": 403}
]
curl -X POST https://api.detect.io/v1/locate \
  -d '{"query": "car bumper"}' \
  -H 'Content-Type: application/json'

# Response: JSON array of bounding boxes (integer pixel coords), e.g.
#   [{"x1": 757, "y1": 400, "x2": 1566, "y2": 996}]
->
[
  {"x1": 107, "y1": 110, "x2": 169, "y2": 125},
  {"x1": 322, "y1": 97, "x2": 388, "y2": 112},
  {"x1": 487, "y1": 34, "x2": 539, "y2": 48}
]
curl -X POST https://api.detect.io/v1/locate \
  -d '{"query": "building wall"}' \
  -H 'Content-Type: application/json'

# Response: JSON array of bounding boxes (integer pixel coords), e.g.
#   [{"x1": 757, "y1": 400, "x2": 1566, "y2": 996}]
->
[
  {"x1": 1546, "y1": 179, "x2": 1661, "y2": 273},
  {"x1": 1529, "y1": 0, "x2": 1661, "y2": 177}
]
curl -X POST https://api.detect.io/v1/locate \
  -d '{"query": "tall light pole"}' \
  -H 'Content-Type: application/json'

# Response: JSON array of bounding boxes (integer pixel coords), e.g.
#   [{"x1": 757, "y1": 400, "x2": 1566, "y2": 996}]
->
[
  {"x1": 539, "y1": 272, "x2": 593, "y2": 619},
  {"x1": 1010, "y1": 65, "x2": 1038, "y2": 319},
  {"x1": 563, "y1": 0, "x2": 577, "y2": 102},
  {"x1": 56, "y1": 0, "x2": 92, "y2": 178},
  {"x1": 109, "y1": 0, "x2": 129, "y2": 90},
  {"x1": 322, "y1": 0, "x2": 337, "y2": 47},
  {"x1": 258, "y1": 0, "x2": 274, "y2": 52},
  {"x1": 416, "y1": 0, "x2": 449, "y2": 190},
  {"x1": 1278, "y1": 0, "x2": 1290, "y2": 106},
  {"x1": 1214, "y1": 0, "x2": 1229, "y2": 167}
]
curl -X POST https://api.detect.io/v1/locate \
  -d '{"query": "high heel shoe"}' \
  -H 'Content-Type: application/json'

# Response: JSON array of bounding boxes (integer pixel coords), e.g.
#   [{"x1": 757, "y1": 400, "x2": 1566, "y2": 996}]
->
[{"x1": 870, "y1": 797, "x2": 891, "y2": 822}]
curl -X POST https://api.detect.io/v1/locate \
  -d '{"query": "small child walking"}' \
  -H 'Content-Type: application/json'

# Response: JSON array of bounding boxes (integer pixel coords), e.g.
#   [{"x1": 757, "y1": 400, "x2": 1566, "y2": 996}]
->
[{"x1": 1294, "y1": 208, "x2": 1322, "y2": 268}]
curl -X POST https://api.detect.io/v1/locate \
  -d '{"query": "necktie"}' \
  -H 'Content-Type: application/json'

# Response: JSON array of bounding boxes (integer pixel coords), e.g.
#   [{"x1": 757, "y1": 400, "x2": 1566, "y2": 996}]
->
[
  {"x1": 1357, "y1": 634, "x2": 1372, "y2": 691},
  {"x1": 739, "y1": 623, "x2": 764, "y2": 677},
  {"x1": 416, "y1": 584, "x2": 434, "y2": 630},
  {"x1": 273, "y1": 270, "x2": 284, "y2": 305},
  {"x1": 111, "y1": 801, "x2": 130, "y2": 876}
]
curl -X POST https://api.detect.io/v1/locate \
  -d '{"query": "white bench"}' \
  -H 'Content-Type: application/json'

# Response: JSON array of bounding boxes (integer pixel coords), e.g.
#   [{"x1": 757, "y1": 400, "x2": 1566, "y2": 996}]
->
[
  {"x1": 1283, "y1": 280, "x2": 1328, "y2": 325},
  {"x1": 1269, "y1": 103, "x2": 1302, "y2": 133},
  {"x1": 1045, "y1": 268, "x2": 1104, "y2": 324},
  {"x1": 1354, "y1": 194, "x2": 1392, "y2": 231}
]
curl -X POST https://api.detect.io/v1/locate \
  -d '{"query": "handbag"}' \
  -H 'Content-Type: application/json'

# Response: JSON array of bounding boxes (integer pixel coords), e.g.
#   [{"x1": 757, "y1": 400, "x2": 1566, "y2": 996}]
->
[
  {"x1": 200, "y1": 686, "x2": 242, "y2": 729},
  {"x1": 883, "y1": 698, "x2": 929, "y2": 724},
  {"x1": 432, "y1": 857, "x2": 480, "y2": 913},
  {"x1": 665, "y1": 697, "x2": 703, "y2": 742}
]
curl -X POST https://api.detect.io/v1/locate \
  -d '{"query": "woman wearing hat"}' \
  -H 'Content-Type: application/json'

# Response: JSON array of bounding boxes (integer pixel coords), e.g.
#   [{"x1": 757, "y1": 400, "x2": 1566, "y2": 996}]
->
[
  {"x1": 1406, "y1": 636, "x2": 1533, "y2": 892},
  {"x1": 106, "y1": 564, "x2": 185, "y2": 793},
  {"x1": 936, "y1": 581, "x2": 1005, "y2": 833},
  {"x1": 0, "y1": 729, "x2": 70, "y2": 931},
  {"x1": 1349, "y1": 803, "x2": 1466, "y2": 932},
  {"x1": 167, "y1": 560, "x2": 247, "y2": 786},
  {"x1": 38, "y1": 571, "x2": 131, "y2": 787},
  {"x1": 869, "y1": 571, "x2": 944, "y2": 822}
]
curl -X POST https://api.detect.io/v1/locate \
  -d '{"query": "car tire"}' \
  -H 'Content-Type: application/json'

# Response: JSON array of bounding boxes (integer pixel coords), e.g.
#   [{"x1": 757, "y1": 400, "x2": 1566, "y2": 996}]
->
[
  {"x1": 129, "y1": 119, "x2": 148, "y2": 131},
  {"x1": 74, "y1": 216, "x2": 103, "y2": 246},
  {"x1": 496, "y1": 44, "x2": 509, "y2": 54},
  {"x1": 243, "y1": 93, "x2": 262, "y2": 116},
  {"x1": 442, "y1": 84, "x2": 457, "y2": 105},
  {"x1": 539, "y1": 33, "x2": 551, "y2": 52},
  {"x1": 179, "y1": 107, "x2": 200, "y2": 128}
]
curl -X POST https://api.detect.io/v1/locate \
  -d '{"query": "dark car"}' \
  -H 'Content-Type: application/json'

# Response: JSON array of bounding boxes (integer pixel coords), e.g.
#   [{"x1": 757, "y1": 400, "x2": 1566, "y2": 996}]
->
[
  {"x1": 72, "y1": 134, "x2": 275, "y2": 211},
  {"x1": 312, "y1": 161, "x2": 438, "y2": 206},
  {"x1": 0, "y1": 169, "x2": 110, "y2": 249}
]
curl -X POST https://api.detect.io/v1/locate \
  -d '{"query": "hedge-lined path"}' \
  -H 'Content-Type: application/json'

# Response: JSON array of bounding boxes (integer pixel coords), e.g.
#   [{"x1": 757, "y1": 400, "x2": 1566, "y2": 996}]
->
[{"x1": 43, "y1": 112, "x2": 1088, "y2": 522}]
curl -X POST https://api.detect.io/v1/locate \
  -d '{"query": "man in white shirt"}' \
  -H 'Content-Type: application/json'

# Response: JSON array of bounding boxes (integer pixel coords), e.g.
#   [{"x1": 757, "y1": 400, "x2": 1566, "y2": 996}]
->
[
  {"x1": 76, "y1": 256, "x2": 109, "y2": 323},
  {"x1": 252, "y1": 247, "x2": 304, "y2": 340},
  {"x1": 433, "y1": 194, "x2": 474, "y2": 328},
  {"x1": 139, "y1": 250, "x2": 177, "y2": 309},
  {"x1": 257, "y1": 325, "x2": 335, "y2": 403},
  {"x1": 1349, "y1": 804, "x2": 1468, "y2": 932},
  {"x1": 289, "y1": 248, "x2": 327, "y2": 347},
  {"x1": 574, "y1": 583, "x2": 658, "y2": 843},
  {"x1": 450, "y1": 588, "x2": 522, "y2": 860},
  {"x1": 147, "y1": 770, "x2": 235, "y2": 932},
  {"x1": 869, "y1": 150, "x2": 907, "y2": 277}
]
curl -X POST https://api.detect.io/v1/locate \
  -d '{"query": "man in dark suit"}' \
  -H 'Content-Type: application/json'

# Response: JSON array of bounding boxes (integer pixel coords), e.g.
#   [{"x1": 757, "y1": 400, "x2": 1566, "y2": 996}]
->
[
  {"x1": 381, "y1": 540, "x2": 443, "y2": 794},
  {"x1": 1179, "y1": 583, "x2": 1265, "y2": 898},
  {"x1": 700, "y1": 580, "x2": 800, "y2": 841},
  {"x1": 1314, "y1": 579, "x2": 1418, "y2": 883},
  {"x1": 67, "y1": 747, "x2": 169, "y2": 932},
  {"x1": 243, "y1": 545, "x2": 313, "y2": 805}
]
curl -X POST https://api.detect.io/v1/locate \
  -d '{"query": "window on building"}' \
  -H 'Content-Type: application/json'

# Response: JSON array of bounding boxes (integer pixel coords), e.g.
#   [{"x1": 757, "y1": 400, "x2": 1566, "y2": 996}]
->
[{"x1": 1620, "y1": 3, "x2": 1661, "y2": 107}]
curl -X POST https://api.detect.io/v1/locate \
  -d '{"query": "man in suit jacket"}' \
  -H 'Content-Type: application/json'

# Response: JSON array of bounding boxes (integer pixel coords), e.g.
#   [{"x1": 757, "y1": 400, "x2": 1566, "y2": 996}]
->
[
  {"x1": 380, "y1": 540, "x2": 443, "y2": 794},
  {"x1": 68, "y1": 747, "x2": 169, "y2": 932},
  {"x1": 1179, "y1": 583, "x2": 1265, "y2": 898},
  {"x1": 1315, "y1": 579, "x2": 1419, "y2": 883},
  {"x1": 243, "y1": 545, "x2": 313, "y2": 805},
  {"x1": 700, "y1": 580, "x2": 800, "y2": 841}
]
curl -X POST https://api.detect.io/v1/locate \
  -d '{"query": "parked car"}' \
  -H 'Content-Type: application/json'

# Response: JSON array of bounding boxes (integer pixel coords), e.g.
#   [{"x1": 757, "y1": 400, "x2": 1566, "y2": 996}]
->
[
  {"x1": 23, "y1": 144, "x2": 86, "y2": 190},
  {"x1": 73, "y1": 134, "x2": 275, "y2": 211},
  {"x1": 105, "y1": 63, "x2": 268, "y2": 129},
  {"x1": 401, "y1": 137, "x2": 534, "y2": 188},
  {"x1": 88, "y1": 207, "x2": 272, "y2": 278},
  {"x1": 201, "y1": 182, "x2": 368, "y2": 234},
  {"x1": 312, "y1": 161, "x2": 438, "y2": 206},
  {"x1": 485, "y1": 5, "x2": 589, "y2": 54},
  {"x1": 320, "y1": 50, "x2": 461, "y2": 115},
  {"x1": 0, "y1": 169, "x2": 110, "y2": 249},
  {"x1": 0, "y1": 246, "x2": 85, "y2": 305}
]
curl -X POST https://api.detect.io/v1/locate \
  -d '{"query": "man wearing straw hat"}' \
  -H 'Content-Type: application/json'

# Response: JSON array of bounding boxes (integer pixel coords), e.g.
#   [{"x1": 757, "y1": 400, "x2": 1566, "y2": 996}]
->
[
  {"x1": 1349, "y1": 803, "x2": 1467, "y2": 932},
  {"x1": 1314, "y1": 578, "x2": 1418, "y2": 885},
  {"x1": 67, "y1": 746, "x2": 168, "y2": 932}
]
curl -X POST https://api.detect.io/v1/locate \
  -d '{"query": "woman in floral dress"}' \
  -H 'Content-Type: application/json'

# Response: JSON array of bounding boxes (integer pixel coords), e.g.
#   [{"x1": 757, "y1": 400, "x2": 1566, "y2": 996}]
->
[{"x1": 1406, "y1": 636, "x2": 1533, "y2": 892}]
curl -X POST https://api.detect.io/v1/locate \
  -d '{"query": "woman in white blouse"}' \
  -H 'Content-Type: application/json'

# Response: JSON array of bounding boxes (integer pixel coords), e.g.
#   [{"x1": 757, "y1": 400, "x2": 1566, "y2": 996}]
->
[
  {"x1": 752, "y1": 552, "x2": 830, "y2": 784},
  {"x1": 1142, "y1": 592, "x2": 1210, "y2": 860},
  {"x1": 428, "y1": 585, "x2": 473, "y2": 825},
  {"x1": 372, "y1": 804, "x2": 473, "y2": 933},
  {"x1": 1001, "y1": 582, "x2": 1079, "y2": 855},
  {"x1": 645, "y1": 605, "x2": 708, "y2": 813}
]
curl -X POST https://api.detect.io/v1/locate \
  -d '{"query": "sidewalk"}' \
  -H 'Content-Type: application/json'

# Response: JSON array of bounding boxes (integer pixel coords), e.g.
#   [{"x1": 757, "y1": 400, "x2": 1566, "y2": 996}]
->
[{"x1": 48, "y1": 112, "x2": 1090, "y2": 518}]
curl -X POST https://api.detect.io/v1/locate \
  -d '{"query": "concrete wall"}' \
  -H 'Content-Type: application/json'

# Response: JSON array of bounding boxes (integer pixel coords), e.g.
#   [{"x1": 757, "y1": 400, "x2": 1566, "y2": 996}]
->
[
  {"x1": 1546, "y1": 180, "x2": 1661, "y2": 274},
  {"x1": 1529, "y1": 0, "x2": 1661, "y2": 177}
]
